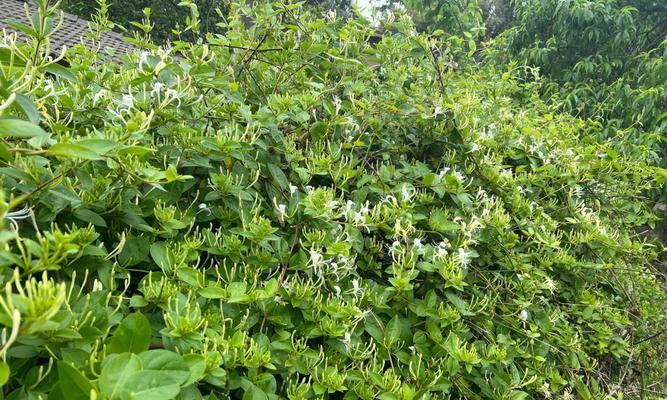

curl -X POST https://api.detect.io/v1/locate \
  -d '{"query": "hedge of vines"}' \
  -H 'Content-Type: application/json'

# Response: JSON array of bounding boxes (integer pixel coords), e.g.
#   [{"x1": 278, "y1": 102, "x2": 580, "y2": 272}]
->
[{"x1": 0, "y1": 1, "x2": 665, "y2": 399}]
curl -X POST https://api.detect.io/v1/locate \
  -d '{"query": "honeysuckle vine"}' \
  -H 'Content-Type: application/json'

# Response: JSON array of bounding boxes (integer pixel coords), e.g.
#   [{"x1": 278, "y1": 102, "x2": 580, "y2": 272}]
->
[{"x1": 0, "y1": 1, "x2": 665, "y2": 399}]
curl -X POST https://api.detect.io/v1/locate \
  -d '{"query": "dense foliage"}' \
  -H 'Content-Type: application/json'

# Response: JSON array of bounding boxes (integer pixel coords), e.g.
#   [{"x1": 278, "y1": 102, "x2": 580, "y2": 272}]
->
[
  {"x1": 497, "y1": 0, "x2": 667, "y2": 175},
  {"x1": 62, "y1": 0, "x2": 229, "y2": 43},
  {"x1": 0, "y1": 1, "x2": 665, "y2": 399},
  {"x1": 62, "y1": 0, "x2": 354, "y2": 43}
]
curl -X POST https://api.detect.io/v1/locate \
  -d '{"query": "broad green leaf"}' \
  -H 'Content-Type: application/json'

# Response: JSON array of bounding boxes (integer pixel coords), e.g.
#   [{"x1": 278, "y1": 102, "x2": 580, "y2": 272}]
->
[
  {"x1": 0, "y1": 142, "x2": 11, "y2": 161},
  {"x1": 0, "y1": 362, "x2": 9, "y2": 388},
  {"x1": 119, "y1": 235, "x2": 151, "y2": 266},
  {"x1": 99, "y1": 353, "x2": 143, "y2": 399},
  {"x1": 14, "y1": 94, "x2": 41, "y2": 124},
  {"x1": 138, "y1": 349, "x2": 190, "y2": 384},
  {"x1": 243, "y1": 384, "x2": 268, "y2": 400},
  {"x1": 74, "y1": 208, "x2": 107, "y2": 227},
  {"x1": 0, "y1": 118, "x2": 47, "y2": 138},
  {"x1": 44, "y1": 64, "x2": 76, "y2": 81},
  {"x1": 309, "y1": 121, "x2": 328, "y2": 142},
  {"x1": 56, "y1": 362, "x2": 95, "y2": 400},
  {"x1": 199, "y1": 285, "x2": 227, "y2": 299},
  {"x1": 385, "y1": 315, "x2": 402, "y2": 344},
  {"x1": 150, "y1": 241, "x2": 171, "y2": 270},
  {"x1": 108, "y1": 313, "x2": 152, "y2": 354},
  {"x1": 48, "y1": 143, "x2": 103, "y2": 160},
  {"x1": 227, "y1": 282, "x2": 250, "y2": 303},
  {"x1": 267, "y1": 163, "x2": 288, "y2": 189}
]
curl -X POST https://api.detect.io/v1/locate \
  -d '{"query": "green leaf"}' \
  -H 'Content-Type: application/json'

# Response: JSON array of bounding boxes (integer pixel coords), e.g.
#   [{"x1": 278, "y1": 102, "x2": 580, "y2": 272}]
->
[
  {"x1": 243, "y1": 384, "x2": 268, "y2": 400},
  {"x1": 14, "y1": 94, "x2": 41, "y2": 124},
  {"x1": 99, "y1": 353, "x2": 143, "y2": 399},
  {"x1": 429, "y1": 210, "x2": 459, "y2": 232},
  {"x1": 119, "y1": 235, "x2": 151, "y2": 266},
  {"x1": 0, "y1": 362, "x2": 9, "y2": 388},
  {"x1": 44, "y1": 64, "x2": 76, "y2": 81},
  {"x1": 227, "y1": 282, "x2": 250, "y2": 303},
  {"x1": 309, "y1": 121, "x2": 328, "y2": 142},
  {"x1": 267, "y1": 163, "x2": 288, "y2": 189},
  {"x1": 0, "y1": 118, "x2": 47, "y2": 138},
  {"x1": 385, "y1": 315, "x2": 402, "y2": 344},
  {"x1": 150, "y1": 241, "x2": 172, "y2": 270},
  {"x1": 108, "y1": 313, "x2": 152, "y2": 354},
  {"x1": 48, "y1": 143, "x2": 104, "y2": 160},
  {"x1": 199, "y1": 285, "x2": 227, "y2": 299},
  {"x1": 56, "y1": 362, "x2": 95, "y2": 400},
  {"x1": 74, "y1": 208, "x2": 107, "y2": 227},
  {"x1": 138, "y1": 349, "x2": 190, "y2": 385},
  {"x1": 74, "y1": 139, "x2": 118, "y2": 155},
  {"x1": 0, "y1": 141, "x2": 11, "y2": 162},
  {"x1": 98, "y1": 350, "x2": 190, "y2": 400}
]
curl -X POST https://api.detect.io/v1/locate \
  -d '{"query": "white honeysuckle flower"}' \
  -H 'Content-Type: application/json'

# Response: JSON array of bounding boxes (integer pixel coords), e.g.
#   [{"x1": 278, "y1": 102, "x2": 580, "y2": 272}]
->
[
  {"x1": 91, "y1": 279, "x2": 104, "y2": 292},
  {"x1": 412, "y1": 238, "x2": 424, "y2": 253},
  {"x1": 342, "y1": 331, "x2": 351, "y2": 350},
  {"x1": 456, "y1": 248, "x2": 471, "y2": 267},
  {"x1": 165, "y1": 88, "x2": 179, "y2": 98},
  {"x1": 198, "y1": 202, "x2": 212, "y2": 216},
  {"x1": 151, "y1": 81, "x2": 166, "y2": 96},
  {"x1": 43, "y1": 79, "x2": 56, "y2": 95},
  {"x1": 277, "y1": 204, "x2": 287, "y2": 219},
  {"x1": 389, "y1": 241, "x2": 402, "y2": 256},
  {"x1": 401, "y1": 185, "x2": 414, "y2": 203},
  {"x1": 435, "y1": 241, "x2": 449, "y2": 260},
  {"x1": 544, "y1": 277, "x2": 558, "y2": 294},
  {"x1": 309, "y1": 249, "x2": 325, "y2": 269},
  {"x1": 92, "y1": 89, "x2": 108, "y2": 105},
  {"x1": 353, "y1": 211, "x2": 365, "y2": 226},
  {"x1": 334, "y1": 97, "x2": 342, "y2": 114},
  {"x1": 343, "y1": 200, "x2": 355, "y2": 214},
  {"x1": 540, "y1": 382, "x2": 552, "y2": 399},
  {"x1": 289, "y1": 184, "x2": 298, "y2": 195},
  {"x1": 119, "y1": 94, "x2": 135, "y2": 110},
  {"x1": 382, "y1": 195, "x2": 397, "y2": 205},
  {"x1": 346, "y1": 117, "x2": 360, "y2": 132},
  {"x1": 327, "y1": 200, "x2": 340, "y2": 209},
  {"x1": 519, "y1": 309, "x2": 529, "y2": 321},
  {"x1": 138, "y1": 51, "x2": 151, "y2": 68},
  {"x1": 349, "y1": 279, "x2": 362, "y2": 297},
  {"x1": 157, "y1": 45, "x2": 173, "y2": 58},
  {"x1": 273, "y1": 295, "x2": 285, "y2": 305},
  {"x1": 4, "y1": 207, "x2": 33, "y2": 231},
  {"x1": 333, "y1": 285, "x2": 341, "y2": 297}
]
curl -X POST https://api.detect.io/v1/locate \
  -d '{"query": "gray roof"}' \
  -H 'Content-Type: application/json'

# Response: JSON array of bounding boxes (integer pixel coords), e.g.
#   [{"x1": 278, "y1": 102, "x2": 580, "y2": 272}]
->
[{"x1": 0, "y1": 0, "x2": 137, "y2": 63}]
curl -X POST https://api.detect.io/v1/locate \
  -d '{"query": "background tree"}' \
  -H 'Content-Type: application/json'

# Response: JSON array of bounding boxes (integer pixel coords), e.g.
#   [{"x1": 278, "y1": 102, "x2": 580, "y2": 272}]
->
[
  {"x1": 62, "y1": 0, "x2": 229, "y2": 42},
  {"x1": 500, "y1": 0, "x2": 667, "y2": 148}
]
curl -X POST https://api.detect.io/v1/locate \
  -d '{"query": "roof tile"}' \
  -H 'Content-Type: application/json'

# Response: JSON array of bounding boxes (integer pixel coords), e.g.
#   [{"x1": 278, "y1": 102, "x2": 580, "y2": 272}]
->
[{"x1": 0, "y1": 0, "x2": 137, "y2": 63}]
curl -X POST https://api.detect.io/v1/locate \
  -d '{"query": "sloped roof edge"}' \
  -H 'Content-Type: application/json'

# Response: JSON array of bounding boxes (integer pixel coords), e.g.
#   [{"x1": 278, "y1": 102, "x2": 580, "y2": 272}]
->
[{"x1": 0, "y1": 0, "x2": 137, "y2": 63}]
